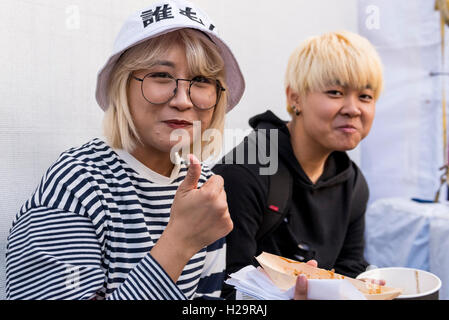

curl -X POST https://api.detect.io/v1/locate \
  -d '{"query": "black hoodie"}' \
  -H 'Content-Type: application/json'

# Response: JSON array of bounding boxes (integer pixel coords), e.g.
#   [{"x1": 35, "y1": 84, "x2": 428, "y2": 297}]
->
[{"x1": 213, "y1": 110, "x2": 369, "y2": 297}]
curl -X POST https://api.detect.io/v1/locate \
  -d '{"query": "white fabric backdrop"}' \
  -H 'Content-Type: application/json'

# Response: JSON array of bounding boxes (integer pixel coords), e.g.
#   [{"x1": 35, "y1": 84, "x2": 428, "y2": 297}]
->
[
  {"x1": 358, "y1": 0, "x2": 448, "y2": 203},
  {"x1": 359, "y1": 0, "x2": 449, "y2": 299},
  {"x1": 0, "y1": 0, "x2": 358, "y2": 299}
]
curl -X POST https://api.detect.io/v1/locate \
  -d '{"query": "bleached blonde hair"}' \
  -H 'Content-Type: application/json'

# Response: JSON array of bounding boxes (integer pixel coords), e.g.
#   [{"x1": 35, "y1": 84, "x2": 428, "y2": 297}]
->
[
  {"x1": 285, "y1": 31, "x2": 383, "y2": 115},
  {"x1": 103, "y1": 29, "x2": 227, "y2": 160}
]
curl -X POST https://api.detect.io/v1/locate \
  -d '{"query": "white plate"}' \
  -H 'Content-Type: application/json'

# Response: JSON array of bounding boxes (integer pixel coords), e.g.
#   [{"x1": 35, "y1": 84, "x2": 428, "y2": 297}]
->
[{"x1": 357, "y1": 267, "x2": 441, "y2": 299}]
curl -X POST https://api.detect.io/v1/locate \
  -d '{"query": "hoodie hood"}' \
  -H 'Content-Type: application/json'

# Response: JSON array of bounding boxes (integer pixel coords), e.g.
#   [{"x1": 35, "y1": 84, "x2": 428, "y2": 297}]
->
[{"x1": 249, "y1": 110, "x2": 354, "y2": 190}]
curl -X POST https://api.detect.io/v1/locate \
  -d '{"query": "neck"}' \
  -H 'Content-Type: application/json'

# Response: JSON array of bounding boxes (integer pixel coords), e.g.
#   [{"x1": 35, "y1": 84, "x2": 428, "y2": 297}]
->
[
  {"x1": 131, "y1": 144, "x2": 174, "y2": 178},
  {"x1": 287, "y1": 121, "x2": 331, "y2": 184}
]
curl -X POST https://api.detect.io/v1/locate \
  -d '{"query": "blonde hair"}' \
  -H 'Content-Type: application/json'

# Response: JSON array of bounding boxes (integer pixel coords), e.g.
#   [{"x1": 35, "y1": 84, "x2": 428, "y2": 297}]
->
[
  {"x1": 103, "y1": 29, "x2": 227, "y2": 160},
  {"x1": 285, "y1": 31, "x2": 383, "y2": 115}
]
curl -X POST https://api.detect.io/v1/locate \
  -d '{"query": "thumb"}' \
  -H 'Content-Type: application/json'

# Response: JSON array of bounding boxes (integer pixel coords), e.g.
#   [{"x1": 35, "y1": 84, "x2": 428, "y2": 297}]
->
[{"x1": 178, "y1": 154, "x2": 201, "y2": 192}]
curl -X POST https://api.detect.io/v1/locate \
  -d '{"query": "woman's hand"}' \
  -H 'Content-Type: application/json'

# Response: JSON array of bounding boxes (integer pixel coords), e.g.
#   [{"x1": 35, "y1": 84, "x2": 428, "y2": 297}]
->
[
  {"x1": 168, "y1": 154, "x2": 233, "y2": 253},
  {"x1": 151, "y1": 154, "x2": 233, "y2": 282},
  {"x1": 294, "y1": 260, "x2": 318, "y2": 300}
]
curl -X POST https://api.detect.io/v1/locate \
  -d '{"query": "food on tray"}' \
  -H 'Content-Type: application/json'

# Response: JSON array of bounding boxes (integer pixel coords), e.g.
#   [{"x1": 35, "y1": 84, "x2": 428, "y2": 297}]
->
[{"x1": 256, "y1": 252, "x2": 402, "y2": 300}]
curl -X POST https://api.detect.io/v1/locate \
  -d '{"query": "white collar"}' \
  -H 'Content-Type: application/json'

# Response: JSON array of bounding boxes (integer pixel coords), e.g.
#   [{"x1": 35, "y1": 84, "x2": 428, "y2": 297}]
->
[{"x1": 114, "y1": 149, "x2": 182, "y2": 185}]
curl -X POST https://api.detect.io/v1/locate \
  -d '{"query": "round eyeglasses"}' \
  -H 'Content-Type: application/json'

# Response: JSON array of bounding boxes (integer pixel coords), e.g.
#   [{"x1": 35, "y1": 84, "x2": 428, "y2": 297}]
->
[{"x1": 132, "y1": 72, "x2": 226, "y2": 110}]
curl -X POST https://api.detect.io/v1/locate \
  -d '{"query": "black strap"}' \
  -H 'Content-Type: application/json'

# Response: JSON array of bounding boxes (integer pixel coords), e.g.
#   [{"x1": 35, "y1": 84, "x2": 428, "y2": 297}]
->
[
  {"x1": 255, "y1": 159, "x2": 293, "y2": 241},
  {"x1": 224, "y1": 123, "x2": 294, "y2": 242},
  {"x1": 240, "y1": 123, "x2": 294, "y2": 241}
]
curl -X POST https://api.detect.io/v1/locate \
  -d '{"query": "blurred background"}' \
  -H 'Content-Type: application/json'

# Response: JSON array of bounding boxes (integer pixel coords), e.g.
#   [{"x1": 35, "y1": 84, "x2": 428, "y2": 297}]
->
[{"x1": 1, "y1": 0, "x2": 448, "y2": 299}]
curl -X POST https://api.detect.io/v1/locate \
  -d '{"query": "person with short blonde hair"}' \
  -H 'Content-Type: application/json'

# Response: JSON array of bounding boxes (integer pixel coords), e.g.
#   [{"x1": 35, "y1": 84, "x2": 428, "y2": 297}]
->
[
  {"x1": 6, "y1": 0, "x2": 244, "y2": 300},
  {"x1": 214, "y1": 30, "x2": 384, "y2": 299}
]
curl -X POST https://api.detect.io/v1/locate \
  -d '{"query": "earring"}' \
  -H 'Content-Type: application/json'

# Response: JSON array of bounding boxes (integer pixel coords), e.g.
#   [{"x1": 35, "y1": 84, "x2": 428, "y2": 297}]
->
[{"x1": 291, "y1": 105, "x2": 301, "y2": 116}]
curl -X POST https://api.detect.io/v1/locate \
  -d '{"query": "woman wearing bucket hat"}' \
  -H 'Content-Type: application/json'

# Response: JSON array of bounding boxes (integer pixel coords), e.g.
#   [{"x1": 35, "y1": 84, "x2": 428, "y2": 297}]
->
[{"x1": 6, "y1": 0, "x2": 245, "y2": 300}]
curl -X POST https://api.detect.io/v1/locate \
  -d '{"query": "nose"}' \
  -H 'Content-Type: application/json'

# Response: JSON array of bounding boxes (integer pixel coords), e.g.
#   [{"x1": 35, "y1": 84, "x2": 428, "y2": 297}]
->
[
  {"x1": 341, "y1": 93, "x2": 362, "y2": 118},
  {"x1": 169, "y1": 79, "x2": 194, "y2": 111}
]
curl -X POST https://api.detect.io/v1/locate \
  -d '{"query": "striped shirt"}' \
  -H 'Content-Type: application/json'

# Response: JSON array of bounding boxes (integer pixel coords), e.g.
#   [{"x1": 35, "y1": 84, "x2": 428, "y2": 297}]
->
[{"x1": 6, "y1": 138, "x2": 226, "y2": 300}]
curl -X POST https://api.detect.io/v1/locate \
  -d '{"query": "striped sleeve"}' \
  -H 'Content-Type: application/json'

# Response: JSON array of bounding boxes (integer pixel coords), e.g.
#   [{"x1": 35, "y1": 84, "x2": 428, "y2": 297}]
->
[
  {"x1": 6, "y1": 207, "x2": 186, "y2": 300},
  {"x1": 193, "y1": 238, "x2": 226, "y2": 299}
]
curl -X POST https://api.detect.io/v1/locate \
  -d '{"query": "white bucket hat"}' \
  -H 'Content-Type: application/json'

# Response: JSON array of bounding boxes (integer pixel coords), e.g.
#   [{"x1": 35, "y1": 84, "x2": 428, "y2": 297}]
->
[{"x1": 96, "y1": 0, "x2": 245, "y2": 113}]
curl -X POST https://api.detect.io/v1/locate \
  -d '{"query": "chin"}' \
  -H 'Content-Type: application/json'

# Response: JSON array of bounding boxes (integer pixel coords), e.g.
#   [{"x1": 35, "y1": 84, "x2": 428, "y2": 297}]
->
[
  {"x1": 341, "y1": 145, "x2": 358, "y2": 151},
  {"x1": 332, "y1": 141, "x2": 360, "y2": 152},
  {"x1": 333, "y1": 133, "x2": 363, "y2": 151},
  {"x1": 138, "y1": 138, "x2": 184, "y2": 155},
  {"x1": 149, "y1": 130, "x2": 193, "y2": 150},
  {"x1": 164, "y1": 141, "x2": 192, "y2": 154}
]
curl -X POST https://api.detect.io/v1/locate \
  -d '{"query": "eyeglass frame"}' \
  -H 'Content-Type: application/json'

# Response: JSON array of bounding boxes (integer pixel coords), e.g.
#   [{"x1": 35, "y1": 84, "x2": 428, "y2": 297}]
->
[{"x1": 131, "y1": 72, "x2": 226, "y2": 110}]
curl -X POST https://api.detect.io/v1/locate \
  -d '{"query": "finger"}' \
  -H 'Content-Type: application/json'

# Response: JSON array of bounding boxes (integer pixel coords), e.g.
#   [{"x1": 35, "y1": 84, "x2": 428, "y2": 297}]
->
[
  {"x1": 178, "y1": 154, "x2": 201, "y2": 192},
  {"x1": 306, "y1": 260, "x2": 318, "y2": 268},
  {"x1": 219, "y1": 209, "x2": 234, "y2": 236},
  {"x1": 200, "y1": 174, "x2": 224, "y2": 195},
  {"x1": 219, "y1": 187, "x2": 227, "y2": 201},
  {"x1": 294, "y1": 274, "x2": 308, "y2": 300}
]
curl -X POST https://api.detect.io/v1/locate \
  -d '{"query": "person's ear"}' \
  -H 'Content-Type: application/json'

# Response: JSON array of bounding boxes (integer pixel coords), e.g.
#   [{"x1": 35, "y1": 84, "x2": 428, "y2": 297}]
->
[{"x1": 286, "y1": 87, "x2": 301, "y2": 116}]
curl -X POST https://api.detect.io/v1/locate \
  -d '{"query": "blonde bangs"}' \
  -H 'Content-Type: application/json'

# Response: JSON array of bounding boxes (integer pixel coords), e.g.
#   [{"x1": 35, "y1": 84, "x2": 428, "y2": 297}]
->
[
  {"x1": 181, "y1": 29, "x2": 226, "y2": 81},
  {"x1": 286, "y1": 31, "x2": 384, "y2": 113}
]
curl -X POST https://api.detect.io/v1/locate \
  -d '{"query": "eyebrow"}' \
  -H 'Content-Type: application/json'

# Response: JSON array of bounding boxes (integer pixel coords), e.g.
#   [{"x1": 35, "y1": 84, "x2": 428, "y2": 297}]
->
[{"x1": 153, "y1": 60, "x2": 175, "y2": 68}]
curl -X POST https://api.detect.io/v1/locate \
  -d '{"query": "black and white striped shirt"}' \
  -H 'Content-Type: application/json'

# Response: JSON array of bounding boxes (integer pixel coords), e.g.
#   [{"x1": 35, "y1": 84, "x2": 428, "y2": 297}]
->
[{"x1": 6, "y1": 138, "x2": 225, "y2": 300}]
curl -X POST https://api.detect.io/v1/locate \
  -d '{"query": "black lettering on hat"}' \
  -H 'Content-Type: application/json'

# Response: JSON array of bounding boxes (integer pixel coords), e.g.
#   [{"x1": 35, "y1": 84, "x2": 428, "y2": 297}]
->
[
  {"x1": 141, "y1": 4, "x2": 174, "y2": 27},
  {"x1": 179, "y1": 6, "x2": 204, "y2": 26}
]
